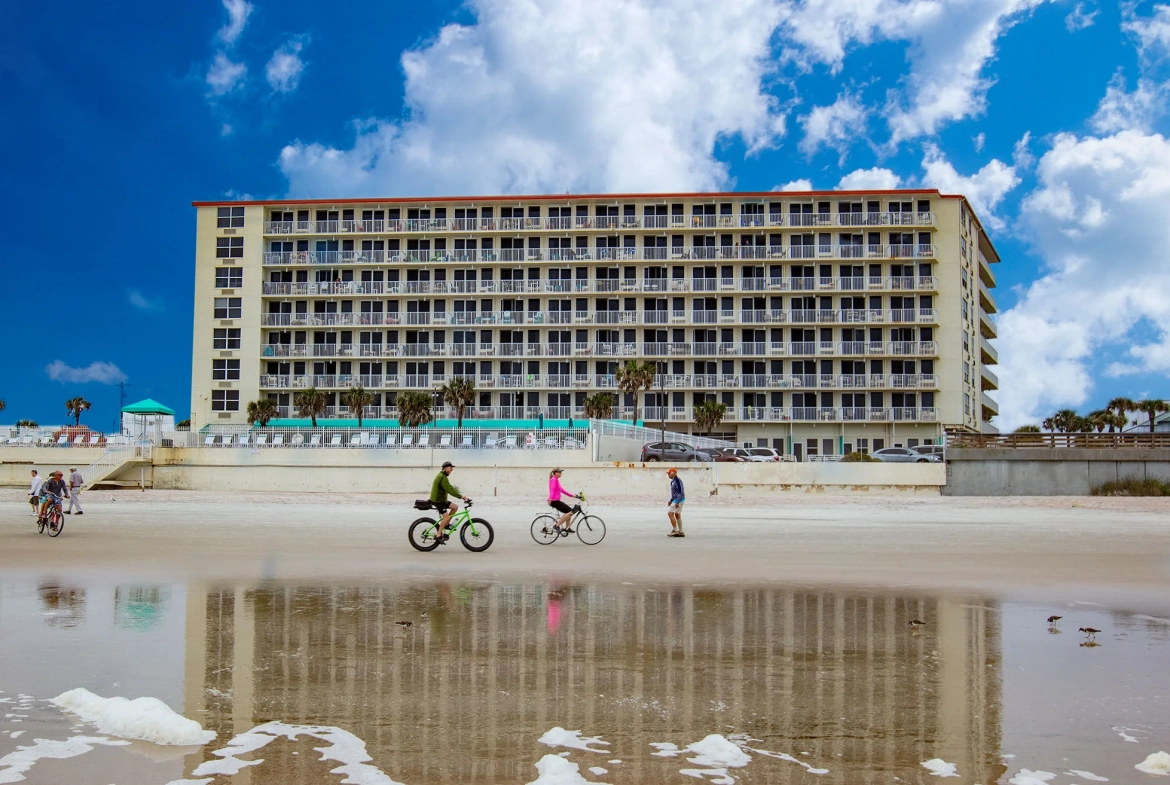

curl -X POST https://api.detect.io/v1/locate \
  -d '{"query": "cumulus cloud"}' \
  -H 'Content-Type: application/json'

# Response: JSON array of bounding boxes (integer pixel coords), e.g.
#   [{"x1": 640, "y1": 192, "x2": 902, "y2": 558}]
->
[
  {"x1": 798, "y1": 92, "x2": 868, "y2": 158},
  {"x1": 836, "y1": 167, "x2": 901, "y2": 190},
  {"x1": 1065, "y1": 2, "x2": 1098, "y2": 31},
  {"x1": 995, "y1": 130, "x2": 1170, "y2": 428},
  {"x1": 1123, "y1": 2, "x2": 1170, "y2": 61},
  {"x1": 206, "y1": 52, "x2": 246, "y2": 96},
  {"x1": 775, "y1": 0, "x2": 1049, "y2": 145},
  {"x1": 775, "y1": 179, "x2": 814, "y2": 191},
  {"x1": 217, "y1": 0, "x2": 253, "y2": 46},
  {"x1": 280, "y1": 0, "x2": 787, "y2": 196},
  {"x1": 128, "y1": 290, "x2": 165, "y2": 312},
  {"x1": 267, "y1": 39, "x2": 306, "y2": 93},
  {"x1": 920, "y1": 145, "x2": 1020, "y2": 229},
  {"x1": 1091, "y1": 71, "x2": 1168, "y2": 133},
  {"x1": 46, "y1": 361, "x2": 127, "y2": 385}
]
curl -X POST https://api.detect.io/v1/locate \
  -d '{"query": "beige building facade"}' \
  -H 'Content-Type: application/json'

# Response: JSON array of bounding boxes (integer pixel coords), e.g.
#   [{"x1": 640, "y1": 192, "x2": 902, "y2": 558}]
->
[{"x1": 191, "y1": 190, "x2": 1000, "y2": 457}]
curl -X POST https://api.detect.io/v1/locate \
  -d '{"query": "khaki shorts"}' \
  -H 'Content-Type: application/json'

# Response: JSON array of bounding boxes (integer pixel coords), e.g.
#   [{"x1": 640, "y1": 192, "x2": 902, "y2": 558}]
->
[{"x1": 668, "y1": 501, "x2": 684, "y2": 513}]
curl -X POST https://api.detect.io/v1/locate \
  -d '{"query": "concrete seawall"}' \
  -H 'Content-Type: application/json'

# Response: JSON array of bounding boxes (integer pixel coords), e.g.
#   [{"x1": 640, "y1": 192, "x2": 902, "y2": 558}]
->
[{"x1": 944, "y1": 448, "x2": 1170, "y2": 495}]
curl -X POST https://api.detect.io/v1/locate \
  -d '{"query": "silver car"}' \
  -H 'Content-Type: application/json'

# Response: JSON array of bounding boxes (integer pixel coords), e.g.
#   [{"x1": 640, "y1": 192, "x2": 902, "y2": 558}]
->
[
  {"x1": 911, "y1": 445, "x2": 945, "y2": 460},
  {"x1": 870, "y1": 447, "x2": 941, "y2": 463}
]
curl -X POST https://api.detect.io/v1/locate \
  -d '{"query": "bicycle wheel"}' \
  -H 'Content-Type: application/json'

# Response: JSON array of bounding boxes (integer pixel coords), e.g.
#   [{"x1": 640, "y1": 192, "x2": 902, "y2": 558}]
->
[
  {"x1": 576, "y1": 515, "x2": 606, "y2": 545},
  {"x1": 48, "y1": 510, "x2": 65, "y2": 538},
  {"x1": 37, "y1": 516, "x2": 46, "y2": 535},
  {"x1": 530, "y1": 514, "x2": 559, "y2": 545},
  {"x1": 408, "y1": 517, "x2": 441, "y2": 552},
  {"x1": 460, "y1": 518, "x2": 494, "y2": 552}
]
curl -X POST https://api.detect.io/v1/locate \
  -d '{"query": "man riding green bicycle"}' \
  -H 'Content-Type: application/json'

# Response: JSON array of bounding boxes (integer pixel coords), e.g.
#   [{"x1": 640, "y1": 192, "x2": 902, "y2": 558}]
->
[{"x1": 430, "y1": 461, "x2": 470, "y2": 543}]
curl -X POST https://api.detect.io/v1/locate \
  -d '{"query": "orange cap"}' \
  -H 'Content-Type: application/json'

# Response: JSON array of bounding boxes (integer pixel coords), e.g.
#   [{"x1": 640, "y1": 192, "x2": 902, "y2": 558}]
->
[{"x1": 667, "y1": 467, "x2": 677, "y2": 475}]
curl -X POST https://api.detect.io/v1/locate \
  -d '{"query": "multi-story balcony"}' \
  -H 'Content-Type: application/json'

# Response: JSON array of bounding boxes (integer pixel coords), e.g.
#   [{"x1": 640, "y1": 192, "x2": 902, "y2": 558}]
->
[
  {"x1": 260, "y1": 340, "x2": 939, "y2": 360},
  {"x1": 260, "y1": 245, "x2": 938, "y2": 266},
  {"x1": 261, "y1": 212, "x2": 936, "y2": 235}
]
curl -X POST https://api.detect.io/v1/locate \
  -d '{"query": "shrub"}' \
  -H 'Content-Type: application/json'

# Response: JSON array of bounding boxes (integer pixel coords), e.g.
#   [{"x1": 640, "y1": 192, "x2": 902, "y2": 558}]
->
[
  {"x1": 841, "y1": 451, "x2": 880, "y2": 462},
  {"x1": 1091, "y1": 476, "x2": 1170, "y2": 497}
]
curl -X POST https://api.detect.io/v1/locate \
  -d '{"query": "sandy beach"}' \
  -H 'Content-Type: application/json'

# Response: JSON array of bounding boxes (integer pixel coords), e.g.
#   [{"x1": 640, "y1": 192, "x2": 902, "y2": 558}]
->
[{"x1": 4, "y1": 489, "x2": 1169, "y2": 603}]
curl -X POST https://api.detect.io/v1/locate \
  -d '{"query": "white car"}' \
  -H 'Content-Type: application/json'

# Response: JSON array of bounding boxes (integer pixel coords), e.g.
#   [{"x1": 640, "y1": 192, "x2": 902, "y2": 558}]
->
[
  {"x1": 871, "y1": 447, "x2": 941, "y2": 463},
  {"x1": 745, "y1": 447, "x2": 784, "y2": 462}
]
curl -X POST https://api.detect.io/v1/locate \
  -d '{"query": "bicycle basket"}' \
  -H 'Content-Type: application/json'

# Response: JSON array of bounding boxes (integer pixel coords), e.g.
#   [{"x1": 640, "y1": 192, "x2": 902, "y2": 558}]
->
[{"x1": 414, "y1": 499, "x2": 434, "y2": 510}]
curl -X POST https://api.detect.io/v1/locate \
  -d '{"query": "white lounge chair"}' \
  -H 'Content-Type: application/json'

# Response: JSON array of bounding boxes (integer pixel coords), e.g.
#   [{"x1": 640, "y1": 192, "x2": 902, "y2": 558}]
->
[
  {"x1": 401, "y1": 434, "x2": 415, "y2": 448},
  {"x1": 330, "y1": 435, "x2": 344, "y2": 447},
  {"x1": 460, "y1": 434, "x2": 474, "y2": 449},
  {"x1": 87, "y1": 435, "x2": 101, "y2": 447},
  {"x1": 438, "y1": 434, "x2": 452, "y2": 448},
  {"x1": 292, "y1": 433, "x2": 305, "y2": 446},
  {"x1": 418, "y1": 434, "x2": 430, "y2": 448},
  {"x1": 203, "y1": 435, "x2": 217, "y2": 447},
  {"x1": 238, "y1": 434, "x2": 251, "y2": 447},
  {"x1": 563, "y1": 437, "x2": 579, "y2": 449},
  {"x1": 56, "y1": 436, "x2": 69, "y2": 447},
  {"x1": 272, "y1": 435, "x2": 285, "y2": 447},
  {"x1": 543, "y1": 437, "x2": 559, "y2": 449},
  {"x1": 309, "y1": 434, "x2": 322, "y2": 447},
  {"x1": 21, "y1": 436, "x2": 34, "y2": 446},
  {"x1": 255, "y1": 434, "x2": 268, "y2": 447},
  {"x1": 360, "y1": 432, "x2": 373, "y2": 446},
  {"x1": 222, "y1": 435, "x2": 235, "y2": 448},
  {"x1": 349, "y1": 434, "x2": 361, "y2": 447},
  {"x1": 385, "y1": 434, "x2": 397, "y2": 448},
  {"x1": 505, "y1": 434, "x2": 518, "y2": 449},
  {"x1": 72, "y1": 435, "x2": 85, "y2": 447}
]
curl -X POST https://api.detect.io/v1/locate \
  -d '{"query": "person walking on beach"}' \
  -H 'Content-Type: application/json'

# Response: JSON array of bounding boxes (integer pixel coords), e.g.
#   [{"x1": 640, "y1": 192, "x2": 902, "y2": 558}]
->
[
  {"x1": 667, "y1": 467, "x2": 685, "y2": 537},
  {"x1": 66, "y1": 467, "x2": 84, "y2": 515},
  {"x1": 28, "y1": 470, "x2": 43, "y2": 516}
]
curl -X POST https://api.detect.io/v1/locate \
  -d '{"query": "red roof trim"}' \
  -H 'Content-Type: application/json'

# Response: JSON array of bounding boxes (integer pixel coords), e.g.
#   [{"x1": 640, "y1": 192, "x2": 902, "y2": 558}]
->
[{"x1": 192, "y1": 189, "x2": 957, "y2": 207}]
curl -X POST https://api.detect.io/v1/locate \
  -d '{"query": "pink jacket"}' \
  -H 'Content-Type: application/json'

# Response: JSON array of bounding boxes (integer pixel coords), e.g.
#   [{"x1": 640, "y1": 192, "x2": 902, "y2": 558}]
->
[{"x1": 548, "y1": 476, "x2": 573, "y2": 502}]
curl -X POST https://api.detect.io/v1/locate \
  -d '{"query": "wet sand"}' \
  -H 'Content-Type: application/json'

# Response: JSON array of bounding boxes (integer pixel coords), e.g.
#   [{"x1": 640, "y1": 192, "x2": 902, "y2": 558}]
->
[{"x1": 3, "y1": 489, "x2": 1169, "y2": 601}]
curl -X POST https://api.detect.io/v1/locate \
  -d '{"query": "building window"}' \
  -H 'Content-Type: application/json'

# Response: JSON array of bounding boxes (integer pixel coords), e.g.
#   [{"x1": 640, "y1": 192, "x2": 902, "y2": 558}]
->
[
  {"x1": 213, "y1": 328, "x2": 241, "y2": 349},
  {"x1": 216, "y1": 237, "x2": 244, "y2": 258},
  {"x1": 212, "y1": 390, "x2": 240, "y2": 411},
  {"x1": 964, "y1": 393, "x2": 971, "y2": 414},
  {"x1": 214, "y1": 297, "x2": 241, "y2": 319},
  {"x1": 214, "y1": 267, "x2": 243, "y2": 288},
  {"x1": 217, "y1": 206, "x2": 245, "y2": 228},
  {"x1": 212, "y1": 359, "x2": 240, "y2": 380}
]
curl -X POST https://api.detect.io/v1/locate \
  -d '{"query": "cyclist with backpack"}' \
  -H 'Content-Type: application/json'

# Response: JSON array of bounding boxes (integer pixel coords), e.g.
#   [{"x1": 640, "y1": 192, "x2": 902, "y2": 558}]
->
[{"x1": 429, "y1": 461, "x2": 469, "y2": 542}]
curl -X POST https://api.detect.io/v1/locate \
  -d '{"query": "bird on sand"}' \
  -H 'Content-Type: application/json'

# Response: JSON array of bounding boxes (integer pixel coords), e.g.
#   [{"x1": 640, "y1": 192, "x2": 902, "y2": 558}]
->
[
  {"x1": 395, "y1": 620, "x2": 413, "y2": 628},
  {"x1": 908, "y1": 620, "x2": 926, "y2": 629},
  {"x1": 1047, "y1": 615, "x2": 1062, "y2": 624},
  {"x1": 1079, "y1": 627, "x2": 1100, "y2": 640},
  {"x1": 420, "y1": 611, "x2": 428, "y2": 619}
]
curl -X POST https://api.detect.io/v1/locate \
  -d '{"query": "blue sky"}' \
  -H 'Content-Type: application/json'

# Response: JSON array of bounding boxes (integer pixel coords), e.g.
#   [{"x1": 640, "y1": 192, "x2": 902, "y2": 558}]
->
[{"x1": 2, "y1": 0, "x2": 1169, "y2": 430}]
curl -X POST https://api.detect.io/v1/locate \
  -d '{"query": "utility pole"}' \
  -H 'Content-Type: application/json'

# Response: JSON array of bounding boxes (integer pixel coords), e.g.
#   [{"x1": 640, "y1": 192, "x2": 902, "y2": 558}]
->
[
  {"x1": 116, "y1": 382, "x2": 132, "y2": 435},
  {"x1": 659, "y1": 363, "x2": 666, "y2": 444}
]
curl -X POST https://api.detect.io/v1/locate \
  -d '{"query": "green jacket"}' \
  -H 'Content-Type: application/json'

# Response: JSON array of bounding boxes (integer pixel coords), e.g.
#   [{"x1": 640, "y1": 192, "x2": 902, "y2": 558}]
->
[{"x1": 430, "y1": 471, "x2": 461, "y2": 504}]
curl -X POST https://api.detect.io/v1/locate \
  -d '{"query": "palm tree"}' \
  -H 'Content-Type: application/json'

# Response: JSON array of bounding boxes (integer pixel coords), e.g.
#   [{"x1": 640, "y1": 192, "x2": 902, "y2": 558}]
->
[
  {"x1": 439, "y1": 376, "x2": 476, "y2": 427},
  {"x1": 0, "y1": 400, "x2": 5, "y2": 415},
  {"x1": 1013, "y1": 424, "x2": 1041, "y2": 433},
  {"x1": 583, "y1": 393, "x2": 614, "y2": 420},
  {"x1": 693, "y1": 399, "x2": 728, "y2": 437},
  {"x1": 294, "y1": 387, "x2": 327, "y2": 428},
  {"x1": 1042, "y1": 409, "x2": 1082, "y2": 433},
  {"x1": 342, "y1": 386, "x2": 376, "y2": 427},
  {"x1": 1085, "y1": 409, "x2": 1110, "y2": 433},
  {"x1": 615, "y1": 360, "x2": 656, "y2": 425},
  {"x1": 246, "y1": 398, "x2": 279, "y2": 427},
  {"x1": 65, "y1": 397, "x2": 91, "y2": 426},
  {"x1": 396, "y1": 390, "x2": 435, "y2": 428},
  {"x1": 1137, "y1": 399, "x2": 1169, "y2": 433}
]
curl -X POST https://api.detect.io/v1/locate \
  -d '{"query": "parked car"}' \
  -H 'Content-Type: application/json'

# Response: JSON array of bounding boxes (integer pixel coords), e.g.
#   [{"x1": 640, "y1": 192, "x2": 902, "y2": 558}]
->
[
  {"x1": 642, "y1": 441, "x2": 707, "y2": 462},
  {"x1": 870, "y1": 447, "x2": 941, "y2": 463},
  {"x1": 910, "y1": 445, "x2": 945, "y2": 460},
  {"x1": 745, "y1": 447, "x2": 784, "y2": 462},
  {"x1": 697, "y1": 447, "x2": 745, "y2": 462}
]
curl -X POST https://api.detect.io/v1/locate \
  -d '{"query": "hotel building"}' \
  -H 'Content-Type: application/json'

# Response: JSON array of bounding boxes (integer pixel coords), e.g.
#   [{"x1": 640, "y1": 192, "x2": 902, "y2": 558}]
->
[{"x1": 191, "y1": 190, "x2": 1000, "y2": 457}]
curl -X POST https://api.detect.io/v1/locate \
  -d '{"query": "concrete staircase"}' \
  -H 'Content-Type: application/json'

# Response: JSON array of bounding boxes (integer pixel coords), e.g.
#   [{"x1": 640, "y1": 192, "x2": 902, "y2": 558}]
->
[{"x1": 86, "y1": 443, "x2": 153, "y2": 490}]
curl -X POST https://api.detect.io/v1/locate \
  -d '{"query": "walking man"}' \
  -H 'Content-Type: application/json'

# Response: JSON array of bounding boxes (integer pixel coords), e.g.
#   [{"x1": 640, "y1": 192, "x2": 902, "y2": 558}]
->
[
  {"x1": 28, "y1": 470, "x2": 43, "y2": 516},
  {"x1": 667, "y1": 467, "x2": 685, "y2": 537},
  {"x1": 66, "y1": 467, "x2": 84, "y2": 515}
]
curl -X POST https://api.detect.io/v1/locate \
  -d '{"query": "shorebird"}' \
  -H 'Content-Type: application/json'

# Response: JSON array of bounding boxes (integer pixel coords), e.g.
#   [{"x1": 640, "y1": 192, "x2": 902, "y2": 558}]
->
[
  {"x1": 395, "y1": 620, "x2": 413, "y2": 628},
  {"x1": 1047, "y1": 615, "x2": 1062, "y2": 625},
  {"x1": 908, "y1": 620, "x2": 926, "y2": 629},
  {"x1": 420, "y1": 611, "x2": 428, "y2": 619},
  {"x1": 1079, "y1": 627, "x2": 1100, "y2": 640}
]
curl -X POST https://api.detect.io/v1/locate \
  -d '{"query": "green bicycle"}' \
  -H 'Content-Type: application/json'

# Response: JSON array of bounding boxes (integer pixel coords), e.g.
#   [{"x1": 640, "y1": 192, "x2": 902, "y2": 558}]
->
[
  {"x1": 531, "y1": 494, "x2": 606, "y2": 545},
  {"x1": 408, "y1": 499, "x2": 495, "y2": 552}
]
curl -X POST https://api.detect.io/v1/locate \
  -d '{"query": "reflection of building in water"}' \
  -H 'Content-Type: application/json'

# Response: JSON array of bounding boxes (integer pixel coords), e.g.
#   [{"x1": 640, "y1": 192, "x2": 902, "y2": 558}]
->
[
  {"x1": 37, "y1": 582, "x2": 86, "y2": 628},
  {"x1": 114, "y1": 586, "x2": 171, "y2": 631},
  {"x1": 183, "y1": 585, "x2": 1003, "y2": 784}
]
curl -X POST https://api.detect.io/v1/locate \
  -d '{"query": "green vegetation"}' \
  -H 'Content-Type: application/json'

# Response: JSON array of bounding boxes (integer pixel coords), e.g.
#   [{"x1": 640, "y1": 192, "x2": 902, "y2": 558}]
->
[
  {"x1": 246, "y1": 398, "x2": 279, "y2": 427},
  {"x1": 841, "y1": 451, "x2": 880, "y2": 462},
  {"x1": 693, "y1": 400, "x2": 728, "y2": 437},
  {"x1": 1091, "y1": 476, "x2": 1170, "y2": 496},
  {"x1": 16, "y1": 419, "x2": 37, "y2": 428},
  {"x1": 396, "y1": 390, "x2": 435, "y2": 428},
  {"x1": 438, "y1": 377, "x2": 475, "y2": 427},
  {"x1": 615, "y1": 360, "x2": 656, "y2": 425},
  {"x1": 583, "y1": 393, "x2": 614, "y2": 420},
  {"x1": 294, "y1": 387, "x2": 327, "y2": 427},
  {"x1": 342, "y1": 386, "x2": 375, "y2": 427},
  {"x1": 65, "y1": 396, "x2": 92, "y2": 426}
]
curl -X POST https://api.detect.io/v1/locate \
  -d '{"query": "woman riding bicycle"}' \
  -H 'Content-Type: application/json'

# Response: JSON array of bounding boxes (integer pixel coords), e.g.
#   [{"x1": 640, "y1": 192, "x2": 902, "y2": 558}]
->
[{"x1": 547, "y1": 468, "x2": 580, "y2": 533}]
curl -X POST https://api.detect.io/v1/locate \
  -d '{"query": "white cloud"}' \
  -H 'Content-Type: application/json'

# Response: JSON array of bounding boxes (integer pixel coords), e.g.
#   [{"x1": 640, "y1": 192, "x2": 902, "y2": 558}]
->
[
  {"x1": 1065, "y1": 2, "x2": 1098, "y2": 31},
  {"x1": 267, "y1": 40, "x2": 306, "y2": 93},
  {"x1": 221, "y1": 123, "x2": 233, "y2": 136},
  {"x1": 279, "y1": 0, "x2": 787, "y2": 196},
  {"x1": 973, "y1": 132, "x2": 985, "y2": 152},
  {"x1": 920, "y1": 144, "x2": 1020, "y2": 229},
  {"x1": 995, "y1": 129, "x2": 1170, "y2": 428},
  {"x1": 1090, "y1": 71, "x2": 1168, "y2": 133},
  {"x1": 128, "y1": 290, "x2": 165, "y2": 312},
  {"x1": 798, "y1": 92, "x2": 868, "y2": 158},
  {"x1": 1124, "y1": 3, "x2": 1170, "y2": 61},
  {"x1": 775, "y1": 0, "x2": 1049, "y2": 145},
  {"x1": 1012, "y1": 130, "x2": 1035, "y2": 170},
  {"x1": 206, "y1": 52, "x2": 246, "y2": 96},
  {"x1": 46, "y1": 361, "x2": 127, "y2": 385},
  {"x1": 775, "y1": 179, "x2": 814, "y2": 191},
  {"x1": 217, "y1": 0, "x2": 253, "y2": 46},
  {"x1": 836, "y1": 167, "x2": 901, "y2": 190}
]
